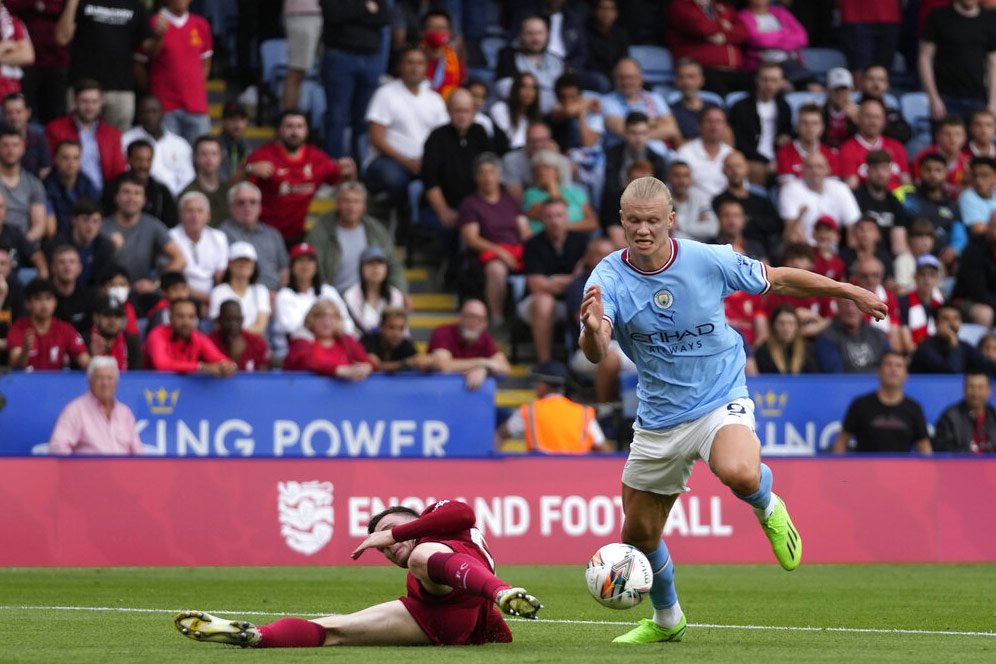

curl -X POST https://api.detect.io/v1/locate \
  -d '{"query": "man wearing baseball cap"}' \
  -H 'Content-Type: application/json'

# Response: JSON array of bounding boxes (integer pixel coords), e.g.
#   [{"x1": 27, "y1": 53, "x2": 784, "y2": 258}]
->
[
  {"x1": 822, "y1": 67, "x2": 858, "y2": 148},
  {"x1": 88, "y1": 294, "x2": 142, "y2": 371}
]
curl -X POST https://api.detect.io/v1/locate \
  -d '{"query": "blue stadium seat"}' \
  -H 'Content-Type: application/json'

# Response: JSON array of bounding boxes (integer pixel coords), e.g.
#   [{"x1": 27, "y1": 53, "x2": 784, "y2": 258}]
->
[
  {"x1": 480, "y1": 36, "x2": 506, "y2": 70},
  {"x1": 628, "y1": 45, "x2": 674, "y2": 86},
  {"x1": 890, "y1": 52, "x2": 917, "y2": 92},
  {"x1": 260, "y1": 39, "x2": 289, "y2": 93},
  {"x1": 725, "y1": 90, "x2": 749, "y2": 108},
  {"x1": 800, "y1": 47, "x2": 848, "y2": 81},
  {"x1": 664, "y1": 89, "x2": 725, "y2": 109},
  {"x1": 300, "y1": 80, "x2": 327, "y2": 133},
  {"x1": 785, "y1": 90, "x2": 826, "y2": 124},
  {"x1": 900, "y1": 91, "x2": 932, "y2": 137}
]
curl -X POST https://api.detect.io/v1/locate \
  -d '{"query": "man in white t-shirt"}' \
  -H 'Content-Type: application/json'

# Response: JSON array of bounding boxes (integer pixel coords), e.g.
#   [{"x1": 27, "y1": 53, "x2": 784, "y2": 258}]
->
[
  {"x1": 674, "y1": 106, "x2": 733, "y2": 200},
  {"x1": 121, "y1": 95, "x2": 195, "y2": 198},
  {"x1": 364, "y1": 45, "x2": 448, "y2": 211},
  {"x1": 779, "y1": 151, "x2": 862, "y2": 244},
  {"x1": 168, "y1": 191, "x2": 228, "y2": 306}
]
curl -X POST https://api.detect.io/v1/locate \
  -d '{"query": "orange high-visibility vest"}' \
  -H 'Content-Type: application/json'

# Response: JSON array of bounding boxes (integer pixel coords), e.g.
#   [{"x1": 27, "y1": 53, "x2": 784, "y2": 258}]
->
[{"x1": 520, "y1": 394, "x2": 596, "y2": 454}]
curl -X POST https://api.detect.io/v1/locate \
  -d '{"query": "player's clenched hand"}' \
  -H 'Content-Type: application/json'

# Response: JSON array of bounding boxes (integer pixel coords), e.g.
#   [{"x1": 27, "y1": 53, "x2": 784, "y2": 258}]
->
[
  {"x1": 351, "y1": 529, "x2": 396, "y2": 560},
  {"x1": 850, "y1": 286, "x2": 888, "y2": 320},
  {"x1": 580, "y1": 285, "x2": 603, "y2": 332}
]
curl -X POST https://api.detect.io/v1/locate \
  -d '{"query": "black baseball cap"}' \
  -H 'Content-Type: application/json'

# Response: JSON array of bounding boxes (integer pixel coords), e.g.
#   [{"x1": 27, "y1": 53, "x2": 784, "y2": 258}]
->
[{"x1": 222, "y1": 101, "x2": 248, "y2": 119}]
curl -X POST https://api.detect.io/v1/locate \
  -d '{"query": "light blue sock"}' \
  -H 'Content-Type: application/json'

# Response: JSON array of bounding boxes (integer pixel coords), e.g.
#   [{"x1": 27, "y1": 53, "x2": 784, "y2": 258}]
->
[
  {"x1": 645, "y1": 538, "x2": 678, "y2": 609},
  {"x1": 736, "y1": 462, "x2": 773, "y2": 510}
]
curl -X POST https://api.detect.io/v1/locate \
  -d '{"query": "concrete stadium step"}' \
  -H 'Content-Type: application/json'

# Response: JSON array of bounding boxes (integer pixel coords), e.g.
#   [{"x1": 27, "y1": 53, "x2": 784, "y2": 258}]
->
[{"x1": 411, "y1": 293, "x2": 456, "y2": 311}]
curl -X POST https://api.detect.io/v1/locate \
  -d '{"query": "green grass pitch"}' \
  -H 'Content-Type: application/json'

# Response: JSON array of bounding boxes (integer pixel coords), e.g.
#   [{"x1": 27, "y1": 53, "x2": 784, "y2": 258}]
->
[{"x1": 0, "y1": 564, "x2": 993, "y2": 663}]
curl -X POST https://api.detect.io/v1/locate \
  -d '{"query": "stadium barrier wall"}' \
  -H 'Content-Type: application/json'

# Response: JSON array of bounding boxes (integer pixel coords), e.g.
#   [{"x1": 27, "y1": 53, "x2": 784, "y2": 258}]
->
[
  {"x1": 0, "y1": 373, "x2": 496, "y2": 457},
  {"x1": 623, "y1": 373, "x2": 969, "y2": 454},
  {"x1": 0, "y1": 372, "x2": 975, "y2": 457},
  {"x1": 1, "y1": 457, "x2": 993, "y2": 566}
]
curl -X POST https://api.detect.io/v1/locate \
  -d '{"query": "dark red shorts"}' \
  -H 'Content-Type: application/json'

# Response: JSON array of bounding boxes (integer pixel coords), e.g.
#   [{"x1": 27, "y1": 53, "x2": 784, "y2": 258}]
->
[{"x1": 400, "y1": 542, "x2": 513, "y2": 645}]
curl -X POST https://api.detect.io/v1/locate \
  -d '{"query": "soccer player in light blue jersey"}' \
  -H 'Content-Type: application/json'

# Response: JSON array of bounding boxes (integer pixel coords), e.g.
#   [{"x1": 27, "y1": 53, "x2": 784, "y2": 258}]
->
[{"x1": 580, "y1": 177, "x2": 887, "y2": 644}]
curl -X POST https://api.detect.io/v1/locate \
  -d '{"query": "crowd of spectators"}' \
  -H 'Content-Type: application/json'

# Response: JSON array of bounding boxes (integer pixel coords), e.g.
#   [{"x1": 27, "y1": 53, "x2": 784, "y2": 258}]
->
[{"x1": 1, "y1": 0, "x2": 996, "y2": 456}]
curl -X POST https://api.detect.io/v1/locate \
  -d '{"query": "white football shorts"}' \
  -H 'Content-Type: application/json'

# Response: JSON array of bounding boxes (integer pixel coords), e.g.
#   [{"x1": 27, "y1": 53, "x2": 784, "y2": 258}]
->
[{"x1": 622, "y1": 397, "x2": 756, "y2": 496}]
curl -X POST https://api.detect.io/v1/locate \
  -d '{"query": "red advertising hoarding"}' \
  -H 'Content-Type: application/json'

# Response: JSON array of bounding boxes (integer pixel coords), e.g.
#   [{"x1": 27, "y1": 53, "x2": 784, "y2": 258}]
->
[{"x1": 1, "y1": 458, "x2": 993, "y2": 566}]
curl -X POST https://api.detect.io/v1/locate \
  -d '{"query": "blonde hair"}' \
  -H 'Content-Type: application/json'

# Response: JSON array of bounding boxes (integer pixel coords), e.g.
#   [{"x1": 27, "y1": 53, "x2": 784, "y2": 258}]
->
[
  {"x1": 620, "y1": 176, "x2": 672, "y2": 211},
  {"x1": 303, "y1": 300, "x2": 341, "y2": 332}
]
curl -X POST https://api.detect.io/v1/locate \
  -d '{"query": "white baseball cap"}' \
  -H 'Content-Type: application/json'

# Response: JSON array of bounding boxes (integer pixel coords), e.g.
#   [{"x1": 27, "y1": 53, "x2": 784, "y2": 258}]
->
[
  {"x1": 827, "y1": 67, "x2": 854, "y2": 90},
  {"x1": 229, "y1": 241, "x2": 258, "y2": 262}
]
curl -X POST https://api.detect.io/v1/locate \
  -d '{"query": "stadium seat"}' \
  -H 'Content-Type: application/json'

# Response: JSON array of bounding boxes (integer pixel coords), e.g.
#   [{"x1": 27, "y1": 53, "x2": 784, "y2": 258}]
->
[
  {"x1": 260, "y1": 39, "x2": 289, "y2": 93},
  {"x1": 481, "y1": 35, "x2": 507, "y2": 70},
  {"x1": 800, "y1": 47, "x2": 848, "y2": 81},
  {"x1": 664, "y1": 89, "x2": 725, "y2": 109},
  {"x1": 891, "y1": 52, "x2": 917, "y2": 92},
  {"x1": 900, "y1": 92, "x2": 932, "y2": 138},
  {"x1": 725, "y1": 90, "x2": 749, "y2": 108},
  {"x1": 785, "y1": 90, "x2": 826, "y2": 124},
  {"x1": 628, "y1": 45, "x2": 674, "y2": 86}
]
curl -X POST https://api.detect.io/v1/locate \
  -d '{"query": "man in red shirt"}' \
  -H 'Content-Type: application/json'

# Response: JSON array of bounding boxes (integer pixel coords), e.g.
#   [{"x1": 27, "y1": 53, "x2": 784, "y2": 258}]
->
[
  {"x1": 7, "y1": 277, "x2": 89, "y2": 370},
  {"x1": 428, "y1": 298, "x2": 510, "y2": 390},
  {"x1": 0, "y1": 4, "x2": 33, "y2": 101},
  {"x1": 175, "y1": 499, "x2": 541, "y2": 649},
  {"x1": 45, "y1": 79, "x2": 127, "y2": 192},
  {"x1": 839, "y1": 97, "x2": 911, "y2": 190},
  {"x1": 912, "y1": 115, "x2": 970, "y2": 198},
  {"x1": 665, "y1": 0, "x2": 751, "y2": 96},
  {"x1": 777, "y1": 103, "x2": 840, "y2": 183},
  {"x1": 136, "y1": 0, "x2": 212, "y2": 145},
  {"x1": 144, "y1": 296, "x2": 235, "y2": 375},
  {"x1": 243, "y1": 110, "x2": 357, "y2": 245},
  {"x1": 208, "y1": 299, "x2": 270, "y2": 372}
]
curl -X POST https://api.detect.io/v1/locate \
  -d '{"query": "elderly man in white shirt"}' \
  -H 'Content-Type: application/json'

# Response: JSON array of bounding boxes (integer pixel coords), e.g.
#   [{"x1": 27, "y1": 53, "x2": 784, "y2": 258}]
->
[
  {"x1": 364, "y1": 45, "x2": 448, "y2": 212},
  {"x1": 168, "y1": 191, "x2": 229, "y2": 306},
  {"x1": 779, "y1": 151, "x2": 862, "y2": 244},
  {"x1": 122, "y1": 95, "x2": 195, "y2": 198}
]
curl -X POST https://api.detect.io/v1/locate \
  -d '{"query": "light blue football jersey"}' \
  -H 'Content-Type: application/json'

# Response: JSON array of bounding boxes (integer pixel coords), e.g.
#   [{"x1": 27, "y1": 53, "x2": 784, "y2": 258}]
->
[{"x1": 585, "y1": 238, "x2": 771, "y2": 430}]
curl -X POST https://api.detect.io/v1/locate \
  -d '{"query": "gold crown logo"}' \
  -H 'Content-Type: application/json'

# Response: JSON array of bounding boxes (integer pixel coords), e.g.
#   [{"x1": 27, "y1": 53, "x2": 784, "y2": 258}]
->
[
  {"x1": 145, "y1": 388, "x2": 180, "y2": 415},
  {"x1": 753, "y1": 390, "x2": 788, "y2": 418}
]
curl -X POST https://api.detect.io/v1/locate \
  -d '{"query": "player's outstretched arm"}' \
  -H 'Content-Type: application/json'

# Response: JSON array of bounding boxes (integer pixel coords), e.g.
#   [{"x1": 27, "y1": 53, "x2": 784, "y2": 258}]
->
[
  {"x1": 351, "y1": 529, "x2": 397, "y2": 560},
  {"x1": 766, "y1": 266, "x2": 888, "y2": 320},
  {"x1": 580, "y1": 285, "x2": 612, "y2": 363}
]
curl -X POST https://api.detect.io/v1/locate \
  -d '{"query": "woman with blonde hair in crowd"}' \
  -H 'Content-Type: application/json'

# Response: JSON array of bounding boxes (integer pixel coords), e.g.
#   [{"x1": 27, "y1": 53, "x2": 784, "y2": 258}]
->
[{"x1": 283, "y1": 300, "x2": 373, "y2": 381}]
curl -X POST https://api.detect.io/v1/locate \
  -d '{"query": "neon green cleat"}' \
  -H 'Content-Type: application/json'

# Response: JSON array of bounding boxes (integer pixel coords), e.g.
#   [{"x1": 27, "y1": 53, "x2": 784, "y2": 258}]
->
[
  {"x1": 496, "y1": 587, "x2": 543, "y2": 619},
  {"x1": 761, "y1": 493, "x2": 802, "y2": 571},
  {"x1": 174, "y1": 611, "x2": 260, "y2": 647},
  {"x1": 612, "y1": 616, "x2": 687, "y2": 644}
]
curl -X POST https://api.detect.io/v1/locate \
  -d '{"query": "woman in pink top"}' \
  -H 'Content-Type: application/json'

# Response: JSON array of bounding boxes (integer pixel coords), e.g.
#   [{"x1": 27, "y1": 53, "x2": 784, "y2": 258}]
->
[
  {"x1": 48, "y1": 356, "x2": 144, "y2": 455},
  {"x1": 739, "y1": 0, "x2": 812, "y2": 88}
]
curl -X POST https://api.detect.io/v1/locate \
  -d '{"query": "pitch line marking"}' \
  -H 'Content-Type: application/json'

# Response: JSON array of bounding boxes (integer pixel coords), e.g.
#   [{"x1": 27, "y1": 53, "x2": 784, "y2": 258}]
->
[{"x1": 0, "y1": 605, "x2": 993, "y2": 639}]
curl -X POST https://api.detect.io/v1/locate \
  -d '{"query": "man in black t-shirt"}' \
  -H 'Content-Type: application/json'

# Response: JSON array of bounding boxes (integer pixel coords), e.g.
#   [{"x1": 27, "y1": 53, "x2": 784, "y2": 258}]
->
[
  {"x1": 919, "y1": 0, "x2": 996, "y2": 122},
  {"x1": 361, "y1": 307, "x2": 435, "y2": 374},
  {"x1": 518, "y1": 198, "x2": 588, "y2": 364},
  {"x1": 853, "y1": 150, "x2": 909, "y2": 255},
  {"x1": 832, "y1": 351, "x2": 932, "y2": 454},
  {"x1": 61, "y1": 0, "x2": 157, "y2": 132}
]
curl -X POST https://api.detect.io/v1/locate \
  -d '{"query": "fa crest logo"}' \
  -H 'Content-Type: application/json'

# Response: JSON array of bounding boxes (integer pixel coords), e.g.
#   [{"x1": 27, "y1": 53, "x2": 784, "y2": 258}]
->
[
  {"x1": 278, "y1": 481, "x2": 334, "y2": 556},
  {"x1": 653, "y1": 289, "x2": 674, "y2": 311}
]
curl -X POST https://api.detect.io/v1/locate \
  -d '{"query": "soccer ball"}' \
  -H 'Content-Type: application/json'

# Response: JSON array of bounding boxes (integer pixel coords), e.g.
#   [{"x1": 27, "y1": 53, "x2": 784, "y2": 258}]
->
[{"x1": 585, "y1": 543, "x2": 653, "y2": 609}]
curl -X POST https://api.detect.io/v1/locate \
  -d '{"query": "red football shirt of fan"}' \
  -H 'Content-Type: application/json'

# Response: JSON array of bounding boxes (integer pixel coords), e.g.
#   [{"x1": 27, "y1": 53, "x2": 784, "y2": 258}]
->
[
  {"x1": 776, "y1": 141, "x2": 840, "y2": 180},
  {"x1": 839, "y1": 135, "x2": 910, "y2": 189},
  {"x1": 7, "y1": 317, "x2": 88, "y2": 370},
  {"x1": 724, "y1": 291, "x2": 767, "y2": 347},
  {"x1": 0, "y1": 8, "x2": 28, "y2": 100},
  {"x1": 246, "y1": 142, "x2": 343, "y2": 240},
  {"x1": 208, "y1": 329, "x2": 271, "y2": 372},
  {"x1": 143, "y1": 12, "x2": 213, "y2": 113},
  {"x1": 427, "y1": 324, "x2": 499, "y2": 359}
]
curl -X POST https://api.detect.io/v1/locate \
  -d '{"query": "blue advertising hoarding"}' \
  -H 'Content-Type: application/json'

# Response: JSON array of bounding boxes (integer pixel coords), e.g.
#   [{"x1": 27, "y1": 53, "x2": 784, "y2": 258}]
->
[
  {"x1": 0, "y1": 372, "x2": 496, "y2": 457},
  {"x1": 621, "y1": 373, "x2": 968, "y2": 455}
]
